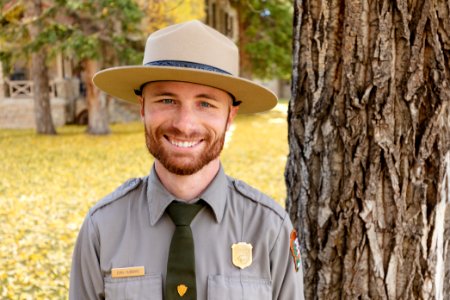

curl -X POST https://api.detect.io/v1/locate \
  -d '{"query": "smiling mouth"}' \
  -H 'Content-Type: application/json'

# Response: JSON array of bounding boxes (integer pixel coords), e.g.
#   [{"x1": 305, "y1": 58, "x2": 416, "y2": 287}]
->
[{"x1": 166, "y1": 137, "x2": 202, "y2": 148}]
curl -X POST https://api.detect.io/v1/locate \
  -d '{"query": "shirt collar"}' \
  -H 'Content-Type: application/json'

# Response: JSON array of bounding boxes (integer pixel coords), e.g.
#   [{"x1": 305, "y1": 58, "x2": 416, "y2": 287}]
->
[{"x1": 147, "y1": 164, "x2": 228, "y2": 226}]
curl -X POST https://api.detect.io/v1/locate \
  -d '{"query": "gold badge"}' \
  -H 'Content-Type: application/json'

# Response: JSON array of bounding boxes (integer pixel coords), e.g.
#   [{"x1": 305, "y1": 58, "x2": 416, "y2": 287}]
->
[
  {"x1": 177, "y1": 284, "x2": 188, "y2": 297},
  {"x1": 231, "y1": 242, "x2": 253, "y2": 269}
]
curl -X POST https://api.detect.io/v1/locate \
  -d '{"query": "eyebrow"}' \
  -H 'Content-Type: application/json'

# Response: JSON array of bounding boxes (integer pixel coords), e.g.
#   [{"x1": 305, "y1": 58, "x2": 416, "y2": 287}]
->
[
  {"x1": 144, "y1": 89, "x2": 240, "y2": 106},
  {"x1": 196, "y1": 93, "x2": 219, "y2": 101},
  {"x1": 150, "y1": 92, "x2": 178, "y2": 98},
  {"x1": 149, "y1": 92, "x2": 219, "y2": 101}
]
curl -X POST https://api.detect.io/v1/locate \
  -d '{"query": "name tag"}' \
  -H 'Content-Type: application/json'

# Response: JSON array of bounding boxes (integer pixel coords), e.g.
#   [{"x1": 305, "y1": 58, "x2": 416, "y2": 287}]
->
[{"x1": 111, "y1": 266, "x2": 145, "y2": 278}]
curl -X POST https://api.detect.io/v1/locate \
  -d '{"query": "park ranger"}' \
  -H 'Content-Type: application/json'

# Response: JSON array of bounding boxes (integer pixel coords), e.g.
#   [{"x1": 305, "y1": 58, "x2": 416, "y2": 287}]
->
[{"x1": 69, "y1": 20, "x2": 304, "y2": 299}]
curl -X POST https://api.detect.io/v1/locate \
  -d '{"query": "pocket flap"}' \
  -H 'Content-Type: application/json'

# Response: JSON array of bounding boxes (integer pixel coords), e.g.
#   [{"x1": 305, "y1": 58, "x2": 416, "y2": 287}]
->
[
  {"x1": 105, "y1": 273, "x2": 162, "y2": 300},
  {"x1": 208, "y1": 275, "x2": 272, "y2": 300}
]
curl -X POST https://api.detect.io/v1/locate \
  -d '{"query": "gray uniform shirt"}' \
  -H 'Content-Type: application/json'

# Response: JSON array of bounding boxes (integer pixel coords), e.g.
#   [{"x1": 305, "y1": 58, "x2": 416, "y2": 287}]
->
[{"x1": 70, "y1": 166, "x2": 305, "y2": 299}]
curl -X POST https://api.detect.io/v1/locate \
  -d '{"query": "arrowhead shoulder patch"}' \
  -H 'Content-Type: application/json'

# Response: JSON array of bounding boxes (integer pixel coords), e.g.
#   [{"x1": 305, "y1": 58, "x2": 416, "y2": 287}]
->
[{"x1": 290, "y1": 230, "x2": 301, "y2": 272}]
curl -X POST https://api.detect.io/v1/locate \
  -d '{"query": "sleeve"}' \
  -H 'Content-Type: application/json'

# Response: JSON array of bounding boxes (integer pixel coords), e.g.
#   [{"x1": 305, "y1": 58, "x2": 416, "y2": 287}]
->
[
  {"x1": 270, "y1": 213, "x2": 305, "y2": 300},
  {"x1": 69, "y1": 213, "x2": 105, "y2": 300}
]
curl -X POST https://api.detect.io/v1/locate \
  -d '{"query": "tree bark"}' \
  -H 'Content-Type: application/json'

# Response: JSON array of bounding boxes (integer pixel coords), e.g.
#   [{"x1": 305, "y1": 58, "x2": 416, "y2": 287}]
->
[
  {"x1": 83, "y1": 59, "x2": 110, "y2": 135},
  {"x1": 286, "y1": 0, "x2": 450, "y2": 299},
  {"x1": 0, "y1": 62, "x2": 5, "y2": 99},
  {"x1": 230, "y1": 1, "x2": 254, "y2": 79},
  {"x1": 26, "y1": 0, "x2": 56, "y2": 135}
]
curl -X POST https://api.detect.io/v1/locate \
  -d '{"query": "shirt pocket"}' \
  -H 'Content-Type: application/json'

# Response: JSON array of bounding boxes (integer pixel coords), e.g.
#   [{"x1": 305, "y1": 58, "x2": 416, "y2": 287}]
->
[
  {"x1": 207, "y1": 274, "x2": 272, "y2": 300},
  {"x1": 104, "y1": 273, "x2": 162, "y2": 300}
]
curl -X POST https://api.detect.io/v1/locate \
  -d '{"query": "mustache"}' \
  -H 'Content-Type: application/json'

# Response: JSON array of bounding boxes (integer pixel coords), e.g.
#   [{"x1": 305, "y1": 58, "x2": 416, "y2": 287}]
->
[{"x1": 156, "y1": 126, "x2": 209, "y2": 140}]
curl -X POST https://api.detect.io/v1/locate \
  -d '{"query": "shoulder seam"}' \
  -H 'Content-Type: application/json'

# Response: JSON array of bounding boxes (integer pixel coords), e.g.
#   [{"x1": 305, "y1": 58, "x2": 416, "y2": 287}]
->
[
  {"x1": 231, "y1": 178, "x2": 286, "y2": 219},
  {"x1": 89, "y1": 177, "x2": 143, "y2": 216},
  {"x1": 270, "y1": 212, "x2": 290, "y2": 254}
]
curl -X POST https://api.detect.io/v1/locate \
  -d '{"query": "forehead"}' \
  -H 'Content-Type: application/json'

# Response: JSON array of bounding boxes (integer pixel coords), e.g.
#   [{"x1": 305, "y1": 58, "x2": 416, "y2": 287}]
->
[{"x1": 142, "y1": 81, "x2": 232, "y2": 101}]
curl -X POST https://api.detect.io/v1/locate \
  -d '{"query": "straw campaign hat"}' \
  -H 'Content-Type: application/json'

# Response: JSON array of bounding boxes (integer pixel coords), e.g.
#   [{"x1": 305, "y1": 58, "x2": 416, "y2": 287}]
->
[{"x1": 93, "y1": 20, "x2": 277, "y2": 113}]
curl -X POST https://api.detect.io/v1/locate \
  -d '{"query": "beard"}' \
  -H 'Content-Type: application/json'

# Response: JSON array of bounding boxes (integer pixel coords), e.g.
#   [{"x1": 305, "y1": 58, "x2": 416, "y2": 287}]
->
[{"x1": 144, "y1": 123, "x2": 227, "y2": 176}]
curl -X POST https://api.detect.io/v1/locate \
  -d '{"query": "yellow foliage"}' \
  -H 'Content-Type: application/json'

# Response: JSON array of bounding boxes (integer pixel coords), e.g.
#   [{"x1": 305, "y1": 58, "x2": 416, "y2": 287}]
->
[
  {"x1": 0, "y1": 104, "x2": 288, "y2": 298},
  {"x1": 137, "y1": 0, "x2": 205, "y2": 34},
  {"x1": 2, "y1": 3, "x2": 24, "y2": 23},
  {"x1": 167, "y1": 0, "x2": 205, "y2": 24}
]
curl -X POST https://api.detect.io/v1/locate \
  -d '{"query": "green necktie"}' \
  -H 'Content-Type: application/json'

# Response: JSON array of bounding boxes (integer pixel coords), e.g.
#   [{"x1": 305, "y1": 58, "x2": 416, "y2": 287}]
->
[{"x1": 165, "y1": 201, "x2": 204, "y2": 299}]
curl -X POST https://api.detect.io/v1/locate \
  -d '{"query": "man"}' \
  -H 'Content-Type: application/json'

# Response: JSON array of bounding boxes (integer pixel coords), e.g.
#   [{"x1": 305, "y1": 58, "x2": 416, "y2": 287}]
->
[{"x1": 70, "y1": 20, "x2": 304, "y2": 299}]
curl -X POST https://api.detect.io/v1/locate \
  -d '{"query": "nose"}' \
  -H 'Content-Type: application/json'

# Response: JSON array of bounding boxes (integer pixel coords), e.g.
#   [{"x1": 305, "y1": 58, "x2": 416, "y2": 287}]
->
[{"x1": 171, "y1": 104, "x2": 198, "y2": 134}]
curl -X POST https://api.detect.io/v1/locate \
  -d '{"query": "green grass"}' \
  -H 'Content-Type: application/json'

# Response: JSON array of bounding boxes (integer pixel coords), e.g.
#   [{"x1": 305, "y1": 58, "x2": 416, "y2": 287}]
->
[{"x1": 0, "y1": 105, "x2": 288, "y2": 298}]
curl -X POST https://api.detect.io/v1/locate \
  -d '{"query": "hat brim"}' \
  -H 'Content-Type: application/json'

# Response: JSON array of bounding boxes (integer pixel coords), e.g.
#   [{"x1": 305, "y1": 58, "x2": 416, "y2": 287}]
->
[{"x1": 93, "y1": 66, "x2": 277, "y2": 114}]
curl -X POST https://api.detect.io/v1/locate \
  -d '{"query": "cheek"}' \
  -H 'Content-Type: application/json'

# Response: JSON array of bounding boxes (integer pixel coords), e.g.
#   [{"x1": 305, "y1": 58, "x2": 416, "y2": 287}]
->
[
  {"x1": 139, "y1": 97, "x2": 145, "y2": 117},
  {"x1": 207, "y1": 117, "x2": 230, "y2": 135},
  {"x1": 141, "y1": 111, "x2": 159, "y2": 130},
  {"x1": 143, "y1": 111, "x2": 177, "y2": 136}
]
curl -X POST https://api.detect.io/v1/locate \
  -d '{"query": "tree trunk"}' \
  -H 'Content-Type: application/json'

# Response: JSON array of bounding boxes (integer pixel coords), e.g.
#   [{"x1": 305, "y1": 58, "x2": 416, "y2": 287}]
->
[
  {"x1": 230, "y1": 1, "x2": 254, "y2": 79},
  {"x1": 286, "y1": 0, "x2": 450, "y2": 299},
  {"x1": 83, "y1": 59, "x2": 110, "y2": 135},
  {"x1": 0, "y1": 62, "x2": 5, "y2": 99},
  {"x1": 26, "y1": 0, "x2": 56, "y2": 135}
]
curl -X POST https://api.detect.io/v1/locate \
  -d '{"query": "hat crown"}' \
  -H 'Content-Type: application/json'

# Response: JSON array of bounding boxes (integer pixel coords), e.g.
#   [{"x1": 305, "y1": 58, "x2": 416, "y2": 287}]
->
[
  {"x1": 143, "y1": 20, "x2": 239, "y2": 76},
  {"x1": 93, "y1": 20, "x2": 277, "y2": 113}
]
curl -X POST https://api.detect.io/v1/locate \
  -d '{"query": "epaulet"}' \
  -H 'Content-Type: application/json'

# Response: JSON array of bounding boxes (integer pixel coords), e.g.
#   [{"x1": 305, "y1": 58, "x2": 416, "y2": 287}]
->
[
  {"x1": 89, "y1": 177, "x2": 143, "y2": 216},
  {"x1": 232, "y1": 179, "x2": 286, "y2": 219}
]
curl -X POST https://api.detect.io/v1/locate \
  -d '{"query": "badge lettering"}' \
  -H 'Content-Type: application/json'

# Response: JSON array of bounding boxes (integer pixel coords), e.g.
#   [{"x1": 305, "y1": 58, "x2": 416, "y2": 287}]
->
[{"x1": 111, "y1": 266, "x2": 145, "y2": 278}]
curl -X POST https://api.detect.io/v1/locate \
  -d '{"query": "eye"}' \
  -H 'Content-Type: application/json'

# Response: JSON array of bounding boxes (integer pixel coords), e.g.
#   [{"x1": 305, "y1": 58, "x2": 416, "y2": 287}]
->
[
  {"x1": 200, "y1": 101, "x2": 213, "y2": 108},
  {"x1": 161, "y1": 98, "x2": 175, "y2": 104}
]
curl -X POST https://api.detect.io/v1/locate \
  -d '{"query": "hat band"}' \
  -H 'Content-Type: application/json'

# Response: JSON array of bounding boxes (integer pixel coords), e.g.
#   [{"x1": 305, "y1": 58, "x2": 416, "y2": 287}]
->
[{"x1": 145, "y1": 60, "x2": 232, "y2": 75}]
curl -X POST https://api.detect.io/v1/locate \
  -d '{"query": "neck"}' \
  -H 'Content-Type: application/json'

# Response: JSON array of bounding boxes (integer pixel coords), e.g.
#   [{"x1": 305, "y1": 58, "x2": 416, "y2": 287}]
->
[{"x1": 154, "y1": 159, "x2": 221, "y2": 201}]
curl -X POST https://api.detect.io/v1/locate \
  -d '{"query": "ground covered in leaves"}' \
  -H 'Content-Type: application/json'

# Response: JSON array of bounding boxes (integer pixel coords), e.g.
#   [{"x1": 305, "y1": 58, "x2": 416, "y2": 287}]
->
[{"x1": 0, "y1": 104, "x2": 288, "y2": 298}]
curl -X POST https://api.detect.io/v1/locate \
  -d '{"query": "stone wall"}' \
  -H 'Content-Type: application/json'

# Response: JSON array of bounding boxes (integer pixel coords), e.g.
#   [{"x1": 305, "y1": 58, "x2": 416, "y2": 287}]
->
[
  {"x1": 108, "y1": 99, "x2": 140, "y2": 123},
  {"x1": 0, "y1": 98, "x2": 66, "y2": 129},
  {"x1": 254, "y1": 79, "x2": 291, "y2": 100}
]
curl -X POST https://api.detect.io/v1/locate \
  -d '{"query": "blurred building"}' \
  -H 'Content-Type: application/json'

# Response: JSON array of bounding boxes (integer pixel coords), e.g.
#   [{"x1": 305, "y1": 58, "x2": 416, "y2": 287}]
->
[
  {"x1": 205, "y1": 0, "x2": 238, "y2": 42},
  {"x1": 204, "y1": 0, "x2": 290, "y2": 99},
  {"x1": 0, "y1": 1, "x2": 141, "y2": 129},
  {"x1": 0, "y1": 54, "x2": 82, "y2": 129}
]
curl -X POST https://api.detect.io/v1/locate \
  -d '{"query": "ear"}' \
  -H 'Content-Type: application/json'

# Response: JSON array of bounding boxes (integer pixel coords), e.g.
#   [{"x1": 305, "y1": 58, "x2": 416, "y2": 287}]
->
[
  {"x1": 226, "y1": 105, "x2": 239, "y2": 130},
  {"x1": 138, "y1": 96, "x2": 145, "y2": 121}
]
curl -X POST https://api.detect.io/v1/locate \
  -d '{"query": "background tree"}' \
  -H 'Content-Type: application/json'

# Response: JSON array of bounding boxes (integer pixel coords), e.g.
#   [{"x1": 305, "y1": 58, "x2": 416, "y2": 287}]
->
[
  {"x1": 55, "y1": 0, "x2": 144, "y2": 135},
  {"x1": 1, "y1": 0, "x2": 56, "y2": 134},
  {"x1": 0, "y1": 0, "x2": 143, "y2": 135},
  {"x1": 286, "y1": 0, "x2": 450, "y2": 299},
  {"x1": 27, "y1": 0, "x2": 56, "y2": 135},
  {"x1": 230, "y1": 0, "x2": 292, "y2": 80}
]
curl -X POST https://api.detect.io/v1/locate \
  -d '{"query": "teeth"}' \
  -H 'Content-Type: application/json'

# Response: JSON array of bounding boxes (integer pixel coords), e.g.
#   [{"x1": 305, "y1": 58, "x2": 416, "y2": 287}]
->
[{"x1": 171, "y1": 140, "x2": 198, "y2": 148}]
